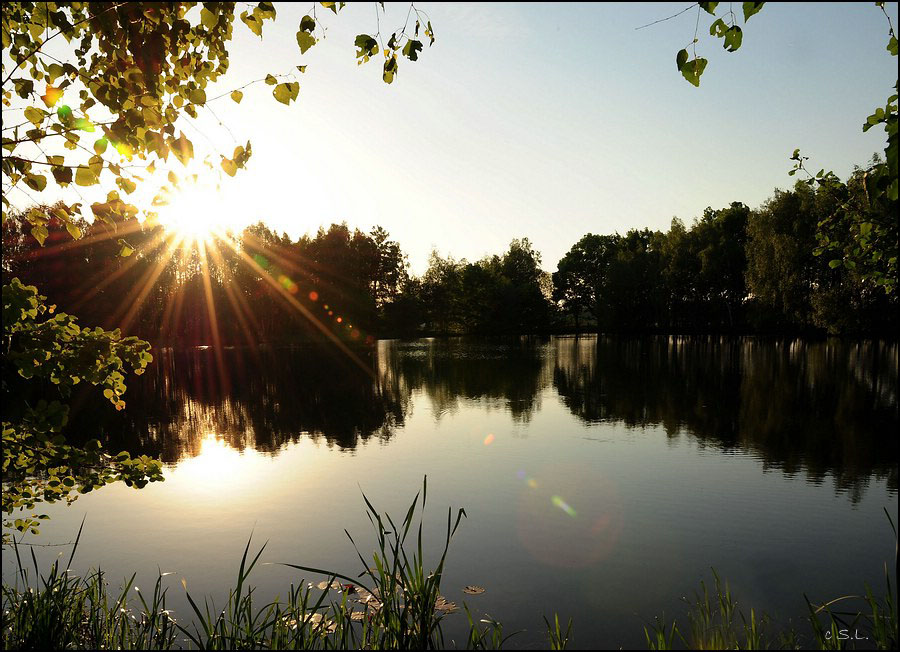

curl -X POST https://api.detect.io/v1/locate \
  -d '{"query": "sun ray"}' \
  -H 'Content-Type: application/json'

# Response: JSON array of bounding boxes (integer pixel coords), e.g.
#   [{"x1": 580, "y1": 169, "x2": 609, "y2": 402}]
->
[
  {"x1": 154, "y1": 174, "x2": 246, "y2": 249},
  {"x1": 110, "y1": 234, "x2": 183, "y2": 333},
  {"x1": 197, "y1": 238, "x2": 230, "y2": 393},
  {"x1": 204, "y1": 237, "x2": 261, "y2": 349},
  {"x1": 217, "y1": 236, "x2": 375, "y2": 379},
  {"x1": 69, "y1": 227, "x2": 174, "y2": 313}
]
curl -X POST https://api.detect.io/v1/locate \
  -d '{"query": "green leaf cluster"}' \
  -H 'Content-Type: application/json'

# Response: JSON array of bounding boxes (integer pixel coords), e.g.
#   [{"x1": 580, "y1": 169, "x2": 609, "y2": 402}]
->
[
  {"x1": 671, "y1": 2, "x2": 763, "y2": 87},
  {"x1": 794, "y1": 11, "x2": 898, "y2": 293},
  {"x1": 2, "y1": 2, "x2": 436, "y2": 243},
  {"x1": 2, "y1": 279, "x2": 163, "y2": 540}
]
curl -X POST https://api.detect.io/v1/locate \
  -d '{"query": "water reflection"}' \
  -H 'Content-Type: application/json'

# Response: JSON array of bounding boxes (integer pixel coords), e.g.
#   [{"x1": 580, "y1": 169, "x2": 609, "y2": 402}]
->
[
  {"x1": 553, "y1": 336, "x2": 898, "y2": 500},
  {"x1": 383, "y1": 338, "x2": 551, "y2": 422},
  {"x1": 67, "y1": 336, "x2": 897, "y2": 499},
  {"x1": 68, "y1": 345, "x2": 405, "y2": 458}
]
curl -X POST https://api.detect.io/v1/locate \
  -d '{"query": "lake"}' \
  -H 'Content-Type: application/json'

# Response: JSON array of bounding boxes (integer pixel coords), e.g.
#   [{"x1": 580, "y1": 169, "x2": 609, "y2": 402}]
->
[{"x1": 4, "y1": 335, "x2": 897, "y2": 649}]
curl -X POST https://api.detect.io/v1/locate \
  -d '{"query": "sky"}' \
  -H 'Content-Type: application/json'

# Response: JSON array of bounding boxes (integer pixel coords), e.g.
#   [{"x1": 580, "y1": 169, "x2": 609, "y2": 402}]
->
[{"x1": 6, "y1": 2, "x2": 898, "y2": 275}]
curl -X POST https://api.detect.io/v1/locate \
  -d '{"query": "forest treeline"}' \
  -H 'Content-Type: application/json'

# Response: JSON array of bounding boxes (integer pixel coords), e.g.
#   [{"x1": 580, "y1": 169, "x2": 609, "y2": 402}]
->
[{"x1": 3, "y1": 168, "x2": 898, "y2": 343}]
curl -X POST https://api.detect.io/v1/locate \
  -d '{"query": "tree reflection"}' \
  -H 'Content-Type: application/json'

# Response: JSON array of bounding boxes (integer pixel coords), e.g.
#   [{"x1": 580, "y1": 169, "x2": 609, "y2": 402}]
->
[
  {"x1": 382, "y1": 337, "x2": 551, "y2": 423},
  {"x1": 66, "y1": 345, "x2": 405, "y2": 461},
  {"x1": 553, "y1": 335, "x2": 898, "y2": 500},
  {"x1": 64, "y1": 336, "x2": 897, "y2": 503}
]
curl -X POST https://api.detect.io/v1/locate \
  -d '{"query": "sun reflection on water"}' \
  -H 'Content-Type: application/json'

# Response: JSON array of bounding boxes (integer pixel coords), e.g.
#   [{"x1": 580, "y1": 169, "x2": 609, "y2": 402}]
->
[{"x1": 169, "y1": 434, "x2": 262, "y2": 493}]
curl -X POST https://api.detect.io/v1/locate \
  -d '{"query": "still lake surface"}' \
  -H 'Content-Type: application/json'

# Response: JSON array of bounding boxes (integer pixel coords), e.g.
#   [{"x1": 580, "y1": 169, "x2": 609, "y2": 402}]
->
[{"x1": 4, "y1": 335, "x2": 898, "y2": 648}]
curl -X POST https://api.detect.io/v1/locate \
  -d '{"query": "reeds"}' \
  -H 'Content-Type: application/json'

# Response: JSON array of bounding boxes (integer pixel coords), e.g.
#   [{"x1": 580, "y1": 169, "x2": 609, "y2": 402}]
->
[
  {"x1": 2, "y1": 518, "x2": 178, "y2": 650},
  {"x1": 1, "y1": 479, "x2": 568, "y2": 650},
  {"x1": 644, "y1": 510, "x2": 898, "y2": 650},
  {"x1": 4, "y1": 487, "x2": 893, "y2": 650}
]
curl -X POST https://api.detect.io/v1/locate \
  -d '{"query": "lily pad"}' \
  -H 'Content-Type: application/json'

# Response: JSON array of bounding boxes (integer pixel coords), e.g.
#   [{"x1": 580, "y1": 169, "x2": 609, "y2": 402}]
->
[
  {"x1": 434, "y1": 596, "x2": 459, "y2": 613},
  {"x1": 316, "y1": 580, "x2": 342, "y2": 591}
]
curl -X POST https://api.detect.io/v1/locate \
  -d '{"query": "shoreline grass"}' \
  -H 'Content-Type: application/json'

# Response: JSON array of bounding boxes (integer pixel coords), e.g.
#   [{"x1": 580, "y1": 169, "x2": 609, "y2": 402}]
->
[{"x1": 2, "y1": 491, "x2": 896, "y2": 650}]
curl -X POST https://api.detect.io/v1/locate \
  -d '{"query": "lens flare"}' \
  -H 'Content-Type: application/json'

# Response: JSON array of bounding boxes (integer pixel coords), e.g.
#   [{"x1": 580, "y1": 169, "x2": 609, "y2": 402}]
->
[
  {"x1": 516, "y1": 463, "x2": 623, "y2": 569},
  {"x1": 551, "y1": 495, "x2": 577, "y2": 518}
]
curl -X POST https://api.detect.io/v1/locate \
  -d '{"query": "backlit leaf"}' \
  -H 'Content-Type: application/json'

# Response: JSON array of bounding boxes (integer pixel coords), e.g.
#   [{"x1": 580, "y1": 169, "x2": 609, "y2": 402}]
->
[
  {"x1": 273, "y1": 82, "x2": 299, "y2": 105},
  {"x1": 200, "y1": 7, "x2": 217, "y2": 29},
  {"x1": 680, "y1": 57, "x2": 708, "y2": 87},
  {"x1": 24, "y1": 106, "x2": 45, "y2": 126},
  {"x1": 723, "y1": 25, "x2": 743, "y2": 52},
  {"x1": 742, "y1": 2, "x2": 765, "y2": 22},
  {"x1": 74, "y1": 166, "x2": 98, "y2": 186},
  {"x1": 31, "y1": 225, "x2": 49, "y2": 246},
  {"x1": 402, "y1": 39, "x2": 423, "y2": 62},
  {"x1": 118, "y1": 240, "x2": 134, "y2": 257},
  {"x1": 296, "y1": 29, "x2": 316, "y2": 54},
  {"x1": 24, "y1": 172, "x2": 47, "y2": 192},
  {"x1": 240, "y1": 11, "x2": 263, "y2": 37}
]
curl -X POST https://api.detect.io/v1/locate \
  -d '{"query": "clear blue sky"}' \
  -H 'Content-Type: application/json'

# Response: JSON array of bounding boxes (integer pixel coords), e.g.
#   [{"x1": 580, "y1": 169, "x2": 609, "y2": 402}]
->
[{"x1": 10, "y1": 2, "x2": 898, "y2": 274}]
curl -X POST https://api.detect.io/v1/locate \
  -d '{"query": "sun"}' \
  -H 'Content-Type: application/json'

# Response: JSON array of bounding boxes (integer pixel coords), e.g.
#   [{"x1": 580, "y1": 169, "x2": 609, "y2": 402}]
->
[{"x1": 155, "y1": 177, "x2": 247, "y2": 244}]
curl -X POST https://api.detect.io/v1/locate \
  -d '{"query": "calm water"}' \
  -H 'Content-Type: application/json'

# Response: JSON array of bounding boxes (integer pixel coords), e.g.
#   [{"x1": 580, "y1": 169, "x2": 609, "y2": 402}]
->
[{"x1": 4, "y1": 336, "x2": 898, "y2": 648}]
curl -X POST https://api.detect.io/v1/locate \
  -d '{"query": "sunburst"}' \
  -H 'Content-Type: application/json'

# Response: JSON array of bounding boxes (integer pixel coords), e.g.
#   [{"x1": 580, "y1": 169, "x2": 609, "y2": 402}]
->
[{"x1": 155, "y1": 177, "x2": 245, "y2": 246}]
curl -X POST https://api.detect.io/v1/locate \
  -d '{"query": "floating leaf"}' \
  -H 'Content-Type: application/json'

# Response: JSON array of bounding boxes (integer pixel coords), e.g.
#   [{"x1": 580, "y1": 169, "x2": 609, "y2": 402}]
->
[
  {"x1": 462, "y1": 585, "x2": 485, "y2": 595},
  {"x1": 315, "y1": 580, "x2": 342, "y2": 590}
]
